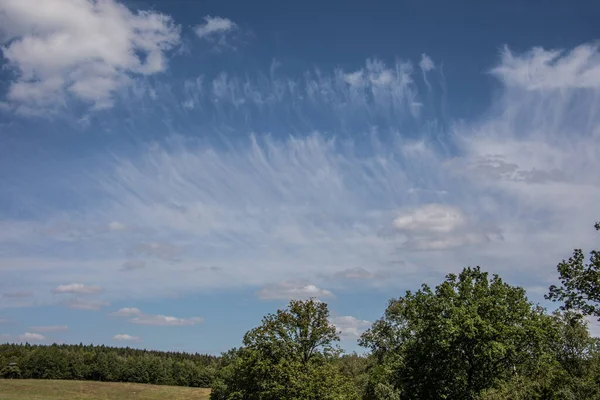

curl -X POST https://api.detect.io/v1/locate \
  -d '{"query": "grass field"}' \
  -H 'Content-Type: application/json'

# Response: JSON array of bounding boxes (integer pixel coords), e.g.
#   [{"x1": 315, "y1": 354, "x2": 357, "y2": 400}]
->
[{"x1": 0, "y1": 379, "x2": 211, "y2": 400}]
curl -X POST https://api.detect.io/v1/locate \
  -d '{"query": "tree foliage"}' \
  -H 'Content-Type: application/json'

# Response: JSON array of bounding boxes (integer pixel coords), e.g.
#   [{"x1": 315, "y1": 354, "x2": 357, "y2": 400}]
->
[
  {"x1": 360, "y1": 267, "x2": 557, "y2": 400},
  {"x1": 210, "y1": 298, "x2": 358, "y2": 400},
  {"x1": 546, "y1": 222, "x2": 600, "y2": 320},
  {"x1": 0, "y1": 343, "x2": 216, "y2": 387}
]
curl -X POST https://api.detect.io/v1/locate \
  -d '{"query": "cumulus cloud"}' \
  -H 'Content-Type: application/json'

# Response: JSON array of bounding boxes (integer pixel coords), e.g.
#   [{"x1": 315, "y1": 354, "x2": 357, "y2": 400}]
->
[
  {"x1": 113, "y1": 333, "x2": 141, "y2": 341},
  {"x1": 393, "y1": 204, "x2": 465, "y2": 234},
  {"x1": 331, "y1": 316, "x2": 371, "y2": 339},
  {"x1": 19, "y1": 332, "x2": 46, "y2": 342},
  {"x1": 0, "y1": 0, "x2": 180, "y2": 115},
  {"x1": 195, "y1": 16, "x2": 237, "y2": 39},
  {"x1": 53, "y1": 283, "x2": 103, "y2": 295},
  {"x1": 391, "y1": 204, "x2": 499, "y2": 251},
  {"x1": 29, "y1": 325, "x2": 68, "y2": 333},
  {"x1": 111, "y1": 307, "x2": 143, "y2": 317},
  {"x1": 258, "y1": 282, "x2": 334, "y2": 300}
]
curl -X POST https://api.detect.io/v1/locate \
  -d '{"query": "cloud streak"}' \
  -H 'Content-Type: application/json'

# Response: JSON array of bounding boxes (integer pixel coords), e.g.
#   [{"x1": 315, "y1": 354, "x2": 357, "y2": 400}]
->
[{"x1": 0, "y1": 41, "x2": 599, "y2": 316}]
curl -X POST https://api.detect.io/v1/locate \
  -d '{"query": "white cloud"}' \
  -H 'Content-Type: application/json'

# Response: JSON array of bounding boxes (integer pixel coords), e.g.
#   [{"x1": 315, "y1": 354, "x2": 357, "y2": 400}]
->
[
  {"x1": 61, "y1": 298, "x2": 109, "y2": 310},
  {"x1": 393, "y1": 204, "x2": 465, "y2": 234},
  {"x1": 391, "y1": 204, "x2": 496, "y2": 251},
  {"x1": 419, "y1": 54, "x2": 435, "y2": 72},
  {"x1": 194, "y1": 16, "x2": 236, "y2": 39},
  {"x1": 258, "y1": 282, "x2": 334, "y2": 300},
  {"x1": 111, "y1": 307, "x2": 143, "y2": 317},
  {"x1": 131, "y1": 314, "x2": 203, "y2": 326},
  {"x1": 0, "y1": 0, "x2": 180, "y2": 115},
  {"x1": 492, "y1": 44, "x2": 600, "y2": 90},
  {"x1": 330, "y1": 316, "x2": 371, "y2": 339},
  {"x1": 113, "y1": 333, "x2": 141, "y2": 341},
  {"x1": 29, "y1": 325, "x2": 68, "y2": 333},
  {"x1": 1, "y1": 42, "x2": 600, "y2": 314},
  {"x1": 53, "y1": 283, "x2": 103, "y2": 295},
  {"x1": 19, "y1": 332, "x2": 46, "y2": 342}
]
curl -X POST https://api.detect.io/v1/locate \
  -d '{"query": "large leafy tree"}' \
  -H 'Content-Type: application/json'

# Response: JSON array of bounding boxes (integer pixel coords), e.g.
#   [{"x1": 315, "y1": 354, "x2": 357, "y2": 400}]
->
[
  {"x1": 360, "y1": 267, "x2": 555, "y2": 400},
  {"x1": 210, "y1": 298, "x2": 357, "y2": 400},
  {"x1": 477, "y1": 311, "x2": 600, "y2": 400},
  {"x1": 546, "y1": 222, "x2": 600, "y2": 320}
]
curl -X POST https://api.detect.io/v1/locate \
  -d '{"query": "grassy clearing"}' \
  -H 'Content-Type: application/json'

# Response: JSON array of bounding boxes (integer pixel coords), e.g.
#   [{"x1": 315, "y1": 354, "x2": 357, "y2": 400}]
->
[{"x1": 0, "y1": 379, "x2": 211, "y2": 400}]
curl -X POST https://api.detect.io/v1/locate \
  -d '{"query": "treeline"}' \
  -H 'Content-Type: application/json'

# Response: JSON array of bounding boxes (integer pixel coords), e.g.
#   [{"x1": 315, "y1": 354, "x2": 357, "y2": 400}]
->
[{"x1": 0, "y1": 343, "x2": 218, "y2": 387}]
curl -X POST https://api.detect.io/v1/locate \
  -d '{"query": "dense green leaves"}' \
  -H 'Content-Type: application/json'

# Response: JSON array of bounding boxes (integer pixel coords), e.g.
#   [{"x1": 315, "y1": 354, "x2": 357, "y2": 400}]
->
[
  {"x1": 211, "y1": 298, "x2": 358, "y2": 400},
  {"x1": 0, "y1": 343, "x2": 216, "y2": 387},
  {"x1": 546, "y1": 222, "x2": 600, "y2": 320},
  {"x1": 360, "y1": 267, "x2": 557, "y2": 400}
]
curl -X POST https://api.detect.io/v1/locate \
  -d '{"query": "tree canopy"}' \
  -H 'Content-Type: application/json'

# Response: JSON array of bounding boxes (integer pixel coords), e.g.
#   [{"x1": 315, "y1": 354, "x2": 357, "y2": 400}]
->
[
  {"x1": 546, "y1": 222, "x2": 600, "y2": 320},
  {"x1": 360, "y1": 266, "x2": 556, "y2": 400},
  {"x1": 210, "y1": 298, "x2": 357, "y2": 400}
]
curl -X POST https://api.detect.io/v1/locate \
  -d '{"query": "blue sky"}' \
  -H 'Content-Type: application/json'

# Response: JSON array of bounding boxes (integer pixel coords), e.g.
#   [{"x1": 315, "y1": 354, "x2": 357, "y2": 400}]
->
[{"x1": 1, "y1": 0, "x2": 600, "y2": 354}]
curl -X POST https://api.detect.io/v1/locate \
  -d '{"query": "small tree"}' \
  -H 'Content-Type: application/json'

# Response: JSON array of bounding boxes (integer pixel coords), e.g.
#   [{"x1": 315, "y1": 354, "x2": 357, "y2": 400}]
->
[
  {"x1": 1, "y1": 364, "x2": 21, "y2": 379},
  {"x1": 546, "y1": 222, "x2": 600, "y2": 320}
]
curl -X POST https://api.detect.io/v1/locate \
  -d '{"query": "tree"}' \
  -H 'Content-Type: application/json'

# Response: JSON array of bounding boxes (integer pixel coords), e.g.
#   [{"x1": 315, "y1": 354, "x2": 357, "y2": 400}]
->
[
  {"x1": 1, "y1": 364, "x2": 21, "y2": 379},
  {"x1": 210, "y1": 298, "x2": 357, "y2": 400},
  {"x1": 546, "y1": 222, "x2": 600, "y2": 320},
  {"x1": 478, "y1": 311, "x2": 600, "y2": 400},
  {"x1": 360, "y1": 267, "x2": 556, "y2": 400}
]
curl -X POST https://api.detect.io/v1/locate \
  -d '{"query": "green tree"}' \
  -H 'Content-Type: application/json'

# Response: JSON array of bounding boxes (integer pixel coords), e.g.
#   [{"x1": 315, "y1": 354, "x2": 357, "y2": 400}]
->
[
  {"x1": 210, "y1": 298, "x2": 357, "y2": 400},
  {"x1": 478, "y1": 312, "x2": 600, "y2": 400},
  {"x1": 546, "y1": 222, "x2": 600, "y2": 320},
  {"x1": 1, "y1": 364, "x2": 21, "y2": 379},
  {"x1": 360, "y1": 267, "x2": 555, "y2": 400}
]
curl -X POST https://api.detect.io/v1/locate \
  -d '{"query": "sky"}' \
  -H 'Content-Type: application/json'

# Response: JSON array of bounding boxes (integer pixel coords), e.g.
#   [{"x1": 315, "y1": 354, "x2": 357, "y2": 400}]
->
[{"x1": 0, "y1": 0, "x2": 599, "y2": 354}]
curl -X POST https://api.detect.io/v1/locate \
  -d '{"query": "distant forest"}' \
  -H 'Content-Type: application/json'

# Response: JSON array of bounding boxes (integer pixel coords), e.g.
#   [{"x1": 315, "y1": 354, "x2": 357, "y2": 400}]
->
[{"x1": 0, "y1": 343, "x2": 217, "y2": 387}]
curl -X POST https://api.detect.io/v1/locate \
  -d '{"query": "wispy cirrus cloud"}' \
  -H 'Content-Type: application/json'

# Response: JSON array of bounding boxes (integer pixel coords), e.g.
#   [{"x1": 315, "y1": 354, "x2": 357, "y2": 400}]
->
[
  {"x1": 53, "y1": 283, "x2": 103, "y2": 295},
  {"x1": 0, "y1": 42, "x2": 599, "y2": 323}
]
